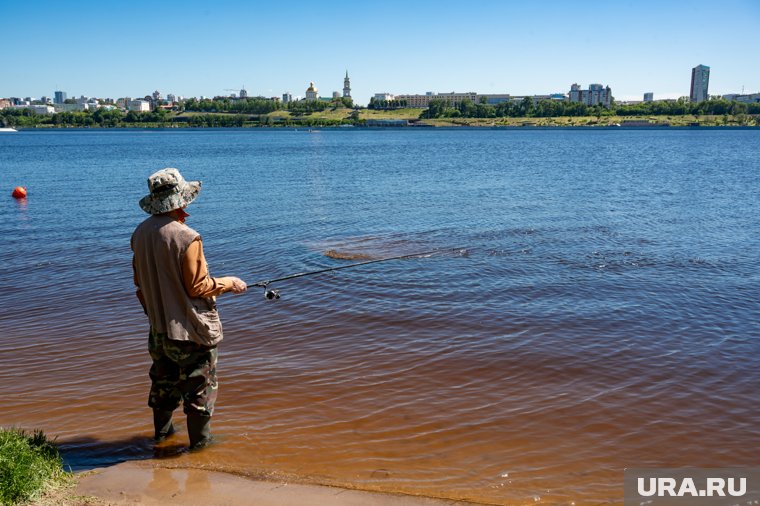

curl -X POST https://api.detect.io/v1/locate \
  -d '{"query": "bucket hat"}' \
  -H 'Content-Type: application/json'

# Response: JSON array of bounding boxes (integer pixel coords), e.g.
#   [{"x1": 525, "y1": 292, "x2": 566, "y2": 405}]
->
[{"x1": 139, "y1": 168, "x2": 201, "y2": 215}]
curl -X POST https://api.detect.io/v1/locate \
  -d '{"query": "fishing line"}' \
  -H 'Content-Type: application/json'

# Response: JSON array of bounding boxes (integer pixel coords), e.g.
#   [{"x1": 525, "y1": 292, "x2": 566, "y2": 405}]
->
[{"x1": 251, "y1": 248, "x2": 463, "y2": 300}]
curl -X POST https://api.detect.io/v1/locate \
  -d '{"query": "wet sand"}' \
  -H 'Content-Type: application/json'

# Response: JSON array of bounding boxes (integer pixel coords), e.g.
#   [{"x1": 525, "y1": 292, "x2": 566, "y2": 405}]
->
[{"x1": 76, "y1": 462, "x2": 477, "y2": 506}]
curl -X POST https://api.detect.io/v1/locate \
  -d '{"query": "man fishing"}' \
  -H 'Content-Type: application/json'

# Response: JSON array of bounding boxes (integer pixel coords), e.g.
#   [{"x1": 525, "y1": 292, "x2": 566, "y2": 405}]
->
[{"x1": 131, "y1": 168, "x2": 247, "y2": 450}]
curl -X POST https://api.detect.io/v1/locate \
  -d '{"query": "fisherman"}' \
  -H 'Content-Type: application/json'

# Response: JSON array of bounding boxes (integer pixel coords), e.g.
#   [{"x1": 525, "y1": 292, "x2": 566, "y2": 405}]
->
[{"x1": 131, "y1": 168, "x2": 247, "y2": 450}]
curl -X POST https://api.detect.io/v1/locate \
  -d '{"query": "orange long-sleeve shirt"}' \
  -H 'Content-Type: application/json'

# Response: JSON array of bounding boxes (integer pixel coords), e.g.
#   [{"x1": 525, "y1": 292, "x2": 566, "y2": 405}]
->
[
  {"x1": 133, "y1": 237, "x2": 234, "y2": 309},
  {"x1": 181, "y1": 238, "x2": 235, "y2": 297}
]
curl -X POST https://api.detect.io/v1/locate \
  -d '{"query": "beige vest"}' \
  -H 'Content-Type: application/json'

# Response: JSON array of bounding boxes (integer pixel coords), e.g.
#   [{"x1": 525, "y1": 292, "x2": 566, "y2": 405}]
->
[{"x1": 131, "y1": 215, "x2": 223, "y2": 346}]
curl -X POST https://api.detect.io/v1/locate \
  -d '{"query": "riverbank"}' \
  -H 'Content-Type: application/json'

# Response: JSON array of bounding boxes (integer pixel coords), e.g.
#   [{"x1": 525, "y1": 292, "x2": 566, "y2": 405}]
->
[
  {"x1": 4, "y1": 106, "x2": 759, "y2": 128},
  {"x1": 295, "y1": 108, "x2": 760, "y2": 127},
  {"x1": 35, "y1": 462, "x2": 479, "y2": 506}
]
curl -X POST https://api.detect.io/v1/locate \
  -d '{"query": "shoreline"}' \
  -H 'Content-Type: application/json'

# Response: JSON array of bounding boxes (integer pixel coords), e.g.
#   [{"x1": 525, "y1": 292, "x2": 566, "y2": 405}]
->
[
  {"x1": 8, "y1": 124, "x2": 760, "y2": 131},
  {"x1": 70, "y1": 461, "x2": 482, "y2": 506}
]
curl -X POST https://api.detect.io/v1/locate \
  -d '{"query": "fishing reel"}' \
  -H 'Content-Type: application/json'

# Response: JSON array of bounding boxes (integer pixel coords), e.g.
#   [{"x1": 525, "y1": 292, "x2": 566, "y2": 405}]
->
[{"x1": 252, "y1": 281, "x2": 281, "y2": 300}]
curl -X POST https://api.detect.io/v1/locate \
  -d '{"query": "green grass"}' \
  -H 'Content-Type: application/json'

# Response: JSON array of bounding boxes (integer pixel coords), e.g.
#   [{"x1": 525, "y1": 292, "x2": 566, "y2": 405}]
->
[{"x1": 0, "y1": 428, "x2": 68, "y2": 505}]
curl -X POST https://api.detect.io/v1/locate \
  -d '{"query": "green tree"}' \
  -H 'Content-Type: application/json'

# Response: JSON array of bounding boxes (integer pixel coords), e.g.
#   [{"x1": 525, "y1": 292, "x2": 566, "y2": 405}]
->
[{"x1": 520, "y1": 97, "x2": 534, "y2": 117}]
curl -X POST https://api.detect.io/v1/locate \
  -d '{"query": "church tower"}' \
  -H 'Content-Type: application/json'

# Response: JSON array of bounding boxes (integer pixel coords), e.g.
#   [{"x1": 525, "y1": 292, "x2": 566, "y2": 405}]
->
[
  {"x1": 343, "y1": 70, "x2": 351, "y2": 98},
  {"x1": 305, "y1": 81, "x2": 318, "y2": 101}
]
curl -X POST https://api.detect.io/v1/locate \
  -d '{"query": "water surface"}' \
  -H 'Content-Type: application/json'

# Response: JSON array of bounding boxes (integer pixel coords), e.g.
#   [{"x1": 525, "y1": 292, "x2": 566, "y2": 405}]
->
[{"x1": 1, "y1": 128, "x2": 758, "y2": 504}]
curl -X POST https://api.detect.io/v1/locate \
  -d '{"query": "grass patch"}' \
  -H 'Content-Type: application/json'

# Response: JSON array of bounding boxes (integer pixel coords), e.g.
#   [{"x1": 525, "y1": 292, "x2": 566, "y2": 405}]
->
[{"x1": 0, "y1": 428, "x2": 69, "y2": 505}]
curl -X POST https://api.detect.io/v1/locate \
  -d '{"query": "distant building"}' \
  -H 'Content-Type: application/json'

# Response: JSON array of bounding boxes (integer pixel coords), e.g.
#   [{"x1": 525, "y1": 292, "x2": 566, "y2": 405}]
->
[
  {"x1": 644, "y1": 92, "x2": 654, "y2": 102},
  {"x1": 282, "y1": 92, "x2": 292, "y2": 103},
  {"x1": 15, "y1": 104, "x2": 54, "y2": 114},
  {"x1": 54, "y1": 91, "x2": 67, "y2": 104},
  {"x1": 305, "y1": 82, "x2": 318, "y2": 101},
  {"x1": 389, "y1": 91, "x2": 564, "y2": 108},
  {"x1": 0, "y1": 99, "x2": 11, "y2": 109},
  {"x1": 239, "y1": 88, "x2": 248, "y2": 99},
  {"x1": 374, "y1": 93, "x2": 395, "y2": 101},
  {"x1": 395, "y1": 91, "x2": 478, "y2": 108},
  {"x1": 479, "y1": 94, "x2": 512, "y2": 105},
  {"x1": 569, "y1": 83, "x2": 613, "y2": 107},
  {"x1": 152, "y1": 90, "x2": 162, "y2": 102},
  {"x1": 343, "y1": 71, "x2": 351, "y2": 98},
  {"x1": 53, "y1": 103, "x2": 86, "y2": 112},
  {"x1": 511, "y1": 94, "x2": 566, "y2": 104},
  {"x1": 690, "y1": 64, "x2": 710, "y2": 103},
  {"x1": 332, "y1": 91, "x2": 341, "y2": 99},
  {"x1": 128, "y1": 99, "x2": 151, "y2": 112},
  {"x1": 722, "y1": 92, "x2": 760, "y2": 104},
  {"x1": 166, "y1": 94, "x2": 176, "y2": 103}
]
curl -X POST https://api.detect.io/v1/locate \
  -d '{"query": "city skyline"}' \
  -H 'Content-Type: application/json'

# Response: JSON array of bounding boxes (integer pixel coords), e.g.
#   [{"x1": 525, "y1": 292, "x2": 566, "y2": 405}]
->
[{"x1": 4, "y1": 0, "x2": 760, "y2": 106}]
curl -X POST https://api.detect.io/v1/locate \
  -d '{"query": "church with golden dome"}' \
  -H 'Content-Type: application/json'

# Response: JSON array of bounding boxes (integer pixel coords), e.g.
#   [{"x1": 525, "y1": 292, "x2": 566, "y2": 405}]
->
[
  {"x1": 305, "y1": 81, "x2": 319, "y2": 101},
  {"x1": 304, "y1": 72, "x2": 351, "y2": 101}
]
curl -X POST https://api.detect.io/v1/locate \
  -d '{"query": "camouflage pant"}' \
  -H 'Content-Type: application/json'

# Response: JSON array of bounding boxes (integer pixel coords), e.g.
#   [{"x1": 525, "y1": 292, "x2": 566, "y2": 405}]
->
[{"x1": 148, "y1": 329, "x2": 218, "y2": 416}]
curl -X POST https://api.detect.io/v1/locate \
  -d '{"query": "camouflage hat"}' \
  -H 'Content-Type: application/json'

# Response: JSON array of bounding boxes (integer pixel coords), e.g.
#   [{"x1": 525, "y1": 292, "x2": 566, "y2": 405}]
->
[{"x1": 139, "y1": 168, "x2": 201, "y2": 215}]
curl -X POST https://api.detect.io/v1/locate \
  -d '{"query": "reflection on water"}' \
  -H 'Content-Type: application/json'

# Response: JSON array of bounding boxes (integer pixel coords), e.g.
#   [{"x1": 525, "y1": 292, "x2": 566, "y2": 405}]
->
[{"x1": 1, "y1": 128, "x2": 759, "y2": 504}]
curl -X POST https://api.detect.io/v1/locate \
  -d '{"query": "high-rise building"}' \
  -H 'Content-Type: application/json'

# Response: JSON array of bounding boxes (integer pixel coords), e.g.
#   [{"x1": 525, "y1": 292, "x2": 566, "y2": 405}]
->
[
  {"x1": 282, "y1": 92, "x2": 292, "y2": 103},
  {"x1": 568, "y1": 83, "x2": 612, "y2": 107},
  {"x1": 690, "y1": 64, "x2": 710, "y2": 103},
  {"x1": 343, "y1": 71, "x2": 351, "y2": 98},
  {"x1": 644, "y1": 92, "x2": 654, "y2": 102},
  {"x1": 54, "y1": 91, "x2": 67, "y2": 104},
  {"x1": 240, "y1": 88, "x2": 248, "y2": 99}
]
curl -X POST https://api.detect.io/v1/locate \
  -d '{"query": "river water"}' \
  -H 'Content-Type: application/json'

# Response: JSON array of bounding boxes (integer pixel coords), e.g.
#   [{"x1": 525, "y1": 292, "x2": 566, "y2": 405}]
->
[{"x1": 1, "y1": 128, "x2": 758, "y2": 505}]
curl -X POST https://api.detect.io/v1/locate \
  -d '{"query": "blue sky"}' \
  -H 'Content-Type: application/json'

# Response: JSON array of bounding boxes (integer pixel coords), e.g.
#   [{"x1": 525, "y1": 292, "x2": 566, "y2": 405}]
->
[{"x1": 4, "y1": 0, "x2": 760, "y2": 105}]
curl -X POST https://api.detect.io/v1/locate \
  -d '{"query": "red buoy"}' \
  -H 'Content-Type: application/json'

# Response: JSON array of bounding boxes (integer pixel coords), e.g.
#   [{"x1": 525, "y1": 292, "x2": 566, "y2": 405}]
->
[{"x1": 12, "y1": 186, "x2": 27, "y2": 199}]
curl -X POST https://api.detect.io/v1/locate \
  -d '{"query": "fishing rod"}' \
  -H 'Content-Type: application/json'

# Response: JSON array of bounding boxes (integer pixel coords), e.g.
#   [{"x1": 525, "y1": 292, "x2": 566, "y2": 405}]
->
[{"x1": 251, "y1": 248, "x2": 458, "y2": 300}]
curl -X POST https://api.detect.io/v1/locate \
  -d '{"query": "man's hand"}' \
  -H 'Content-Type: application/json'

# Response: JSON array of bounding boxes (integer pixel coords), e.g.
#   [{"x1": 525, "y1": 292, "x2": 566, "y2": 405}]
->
[{"x1": 229, "y1": 277, "x2": 247, "y2": 294}]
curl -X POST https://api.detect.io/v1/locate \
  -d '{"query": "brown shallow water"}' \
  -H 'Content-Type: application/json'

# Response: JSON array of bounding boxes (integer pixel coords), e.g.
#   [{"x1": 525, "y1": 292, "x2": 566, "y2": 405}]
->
[{"x1": 2, "y1": 129, "x2": 760, "y2": 505}]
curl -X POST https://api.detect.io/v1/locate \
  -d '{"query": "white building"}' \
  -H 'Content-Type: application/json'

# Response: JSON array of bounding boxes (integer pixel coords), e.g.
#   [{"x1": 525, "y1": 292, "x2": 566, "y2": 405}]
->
[
  {"x1": 17, "y1": 105, "x2": 55, "y2": 114},
  {"x1": 395, "y1": 91, "x2": 478, "y2": 108},
  {"x1": 722, "y1": 92, "x2": 760, "y2": 104},
  {"x1": 128, "y1": 99, "x2": 151, "y2": 112},
  {"x1": 305, "y1": 82, "x2": 318, "y2": 101},
  {"x1": 343, "y1": 71, "x2": 351, "y2": 98}
]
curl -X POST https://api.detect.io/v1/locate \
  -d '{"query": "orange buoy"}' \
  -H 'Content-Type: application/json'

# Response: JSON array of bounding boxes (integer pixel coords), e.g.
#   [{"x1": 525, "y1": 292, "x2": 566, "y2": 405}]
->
[{"x1": 11, "y1": 186, "x2": 27, "y2": 199}]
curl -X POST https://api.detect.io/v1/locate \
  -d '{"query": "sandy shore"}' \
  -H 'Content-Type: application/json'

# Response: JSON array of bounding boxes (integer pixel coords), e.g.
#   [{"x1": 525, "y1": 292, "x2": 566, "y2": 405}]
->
[{"x1": 74, "y1": 461, "x2": 478, "y2": 505}]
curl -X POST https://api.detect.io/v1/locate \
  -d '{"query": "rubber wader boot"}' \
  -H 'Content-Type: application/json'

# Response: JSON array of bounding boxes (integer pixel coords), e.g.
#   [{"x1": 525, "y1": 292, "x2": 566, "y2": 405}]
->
[
  {"x1": 153, "y1": 409, "x2": 176, "y2": 442},
  {"x1": 187, "y1": 413, "x2": 213, "y2": 450}
]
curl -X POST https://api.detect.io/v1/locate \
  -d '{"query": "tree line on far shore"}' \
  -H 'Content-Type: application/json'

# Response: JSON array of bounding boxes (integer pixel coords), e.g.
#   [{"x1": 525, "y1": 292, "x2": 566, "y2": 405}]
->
[
  {"x1": 0, "y1": 96, "x2": 357, "y2": 128},
  {"x1": 1, "y1": 95, "x2": 758, "y2": 128},
  {"x1": 419, "y1": 96, "x2": 760, "y2": 119}
]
